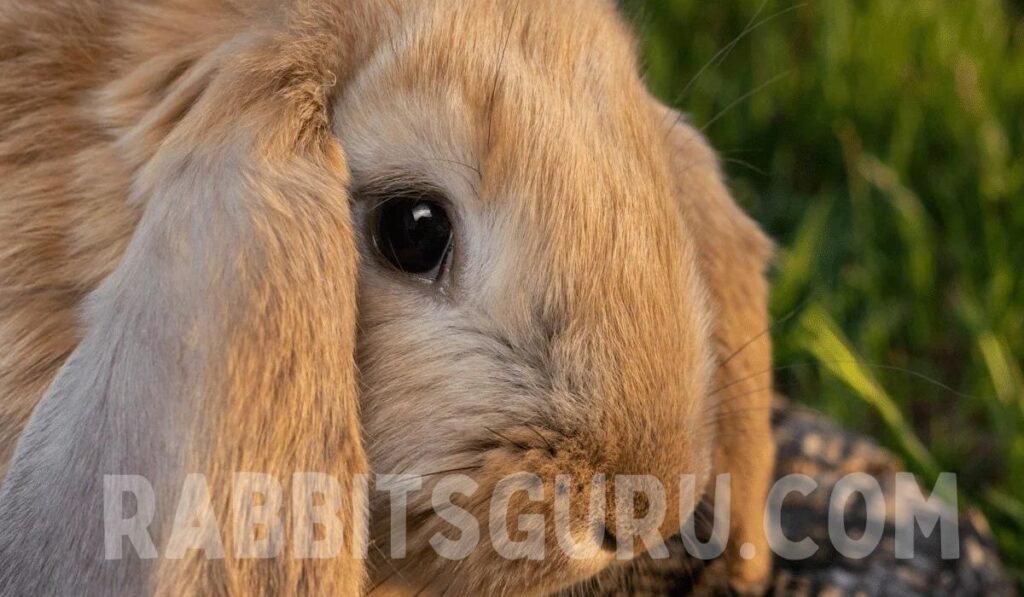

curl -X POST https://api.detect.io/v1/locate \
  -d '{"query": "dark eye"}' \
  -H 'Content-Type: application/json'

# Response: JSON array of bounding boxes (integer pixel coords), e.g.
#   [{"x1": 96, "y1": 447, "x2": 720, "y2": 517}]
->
[{"x1": 373, "y1": 196, "x2": 453, "y2": 278}]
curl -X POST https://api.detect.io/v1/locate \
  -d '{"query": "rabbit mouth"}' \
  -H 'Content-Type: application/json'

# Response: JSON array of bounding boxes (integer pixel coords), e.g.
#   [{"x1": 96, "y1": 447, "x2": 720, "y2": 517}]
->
[{"x1": 361, "y1": 422, "x2": 711, "y2": 595}]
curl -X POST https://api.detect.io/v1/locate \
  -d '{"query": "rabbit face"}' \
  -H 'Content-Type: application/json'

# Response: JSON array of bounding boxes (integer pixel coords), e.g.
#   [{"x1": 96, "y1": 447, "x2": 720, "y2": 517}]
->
[{"x1": 336, "y1": 1, "x2": 718, "y2": 592}]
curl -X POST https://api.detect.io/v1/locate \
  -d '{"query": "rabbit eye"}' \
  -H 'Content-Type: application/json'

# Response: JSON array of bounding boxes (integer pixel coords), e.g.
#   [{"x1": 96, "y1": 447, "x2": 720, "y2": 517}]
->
[{"x1": 373, "y1": 196, "x2": 453, "y2": 279}]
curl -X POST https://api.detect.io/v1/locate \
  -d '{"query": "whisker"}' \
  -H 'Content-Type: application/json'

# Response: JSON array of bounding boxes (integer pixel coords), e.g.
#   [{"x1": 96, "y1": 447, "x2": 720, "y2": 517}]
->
[
  {"x1": 431, "y1": 491, "x2": 495, "y2": 525},
  {"x1": 368, "y1": 540, "x2": 410, "y2": 591},
  {"x1": 703, "y1": 386, "x2": 779, "y2": 418},
  {"x1": 818, "y1": 361, "x2": 980, "y2": 401},
  {"x1": 485, "y1": 2, "x2": 521, "y2": 155},
  {"x1": 722, "y1": 157, "x2": 769, "y2": 177},
  {"x1": 661, "y1": 0, "x2": 770, "y2": 131},
  {"x1": 715, "y1": 295, "x2": 813, "y2": 375},
  {"x1": 408, "y1": 148, "x2": 483, "y2": 201},
  {"x1": 416, "y1": 465, "x2": 484, "y2": 479},
  {"x1": 424, "y1": 157, "x2": 482, "y2": 177},
  {"x1": 367, "y1": 489, "x2": 493, "y2": 594},
  {"x1": 484, "y1": 426, "x2": 533, "y2": 452},
  {"x1": 709, "y1": 360, "x2": 982, "y2": 404},
  {"x1": 707, "y1": 370, "x2": 775, "y2": 400},
  {"x1": 697, "y1": 400, "x2": 777, "y2": 432},
  {"x1": 367, "y1": 557, "x2": 416, "y2": 595},
  {"x1": 663, "y1": 2, "x2": 806, "y2": 136},
  {"x1": 700, "y1": 70, "x2": 792, "y2": 134},
  {"x1": 523, "y1": 422, "x2": 557, "y2": 456}
]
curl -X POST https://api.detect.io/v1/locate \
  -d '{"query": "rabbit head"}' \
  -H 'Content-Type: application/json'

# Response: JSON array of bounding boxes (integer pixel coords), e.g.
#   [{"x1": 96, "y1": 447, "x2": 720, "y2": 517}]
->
[{"x1": 0, "y1": 0, "x2": 773, "y2": 594}]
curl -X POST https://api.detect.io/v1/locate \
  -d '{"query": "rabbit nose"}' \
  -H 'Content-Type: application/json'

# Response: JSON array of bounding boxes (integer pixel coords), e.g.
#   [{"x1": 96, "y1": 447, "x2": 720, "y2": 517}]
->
[{"x1": 598, "y1": 472, "x2": 683, "y2": 558}]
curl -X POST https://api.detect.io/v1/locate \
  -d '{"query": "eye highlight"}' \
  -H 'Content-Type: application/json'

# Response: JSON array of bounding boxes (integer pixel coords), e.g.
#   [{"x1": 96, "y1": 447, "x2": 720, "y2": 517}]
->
[{"x1": 372, "y1": 194, "x2": 453, "y2": 280}]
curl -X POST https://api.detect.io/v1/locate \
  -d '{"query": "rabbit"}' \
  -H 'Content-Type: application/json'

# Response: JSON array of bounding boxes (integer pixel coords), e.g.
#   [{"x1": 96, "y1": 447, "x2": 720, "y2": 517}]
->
[{"x1": 0, "y1": 0, "x2": 775, "y2": 595}]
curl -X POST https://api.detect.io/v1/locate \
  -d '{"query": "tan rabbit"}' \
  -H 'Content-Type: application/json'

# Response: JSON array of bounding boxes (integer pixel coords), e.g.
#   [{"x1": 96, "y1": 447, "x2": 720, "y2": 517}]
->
[{"x1": 0, "y1": 0, "x2": 774, "y2": 595}]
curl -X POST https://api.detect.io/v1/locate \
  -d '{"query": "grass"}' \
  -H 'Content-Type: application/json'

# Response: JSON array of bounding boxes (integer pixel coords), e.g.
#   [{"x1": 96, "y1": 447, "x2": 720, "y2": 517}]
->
[{"x1": 621, "y1": 0, "x2": 1024, "y2": 582}]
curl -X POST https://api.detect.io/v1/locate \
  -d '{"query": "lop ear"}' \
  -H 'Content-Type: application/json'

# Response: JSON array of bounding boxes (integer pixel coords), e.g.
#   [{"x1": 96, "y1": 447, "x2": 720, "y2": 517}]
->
[
  {"x1": 0, "y1": 6, "x2": 366, "y2": 596},
  {"x1": 660, "y1": 106, "x2": 776, "y2": 590}
]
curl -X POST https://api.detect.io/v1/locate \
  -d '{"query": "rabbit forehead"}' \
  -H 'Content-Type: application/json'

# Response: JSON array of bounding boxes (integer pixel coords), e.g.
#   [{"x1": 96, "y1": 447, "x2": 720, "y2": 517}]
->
[
  {"x1": 335, "y1": 0, "x2": 669, "y2": 195},
  {"x1": 335, "y1": 0, "x2": 686, "y2": 265}
]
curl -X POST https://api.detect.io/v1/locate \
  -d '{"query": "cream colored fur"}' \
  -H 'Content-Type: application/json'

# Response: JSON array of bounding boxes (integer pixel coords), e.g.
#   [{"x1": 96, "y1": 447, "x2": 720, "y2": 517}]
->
[{"x1": 0, "y1": 0, "x2": 774, "y2": 594}]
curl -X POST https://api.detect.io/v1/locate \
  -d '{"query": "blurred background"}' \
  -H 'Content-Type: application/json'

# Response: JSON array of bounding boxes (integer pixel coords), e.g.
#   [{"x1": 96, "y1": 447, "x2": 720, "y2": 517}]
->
[{"x1": 620, "y1": 0, "x2": 1024, "y2": 583}]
